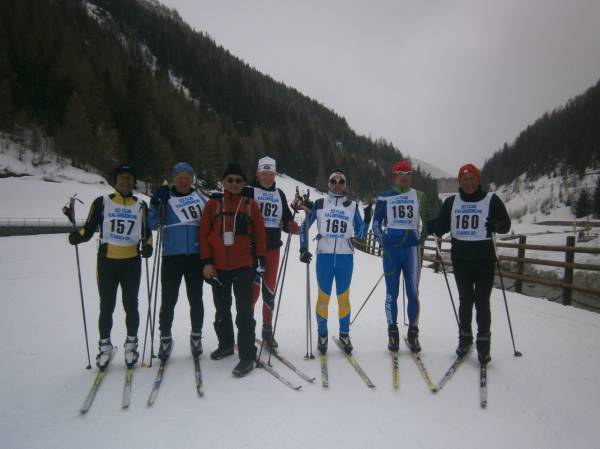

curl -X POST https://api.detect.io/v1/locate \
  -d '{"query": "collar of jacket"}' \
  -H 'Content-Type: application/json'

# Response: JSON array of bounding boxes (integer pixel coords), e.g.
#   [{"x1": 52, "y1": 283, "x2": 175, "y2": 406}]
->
[
  {"x1": 458, "y1": 186, "x2": 486, "y2": 202},
  {"x1": 113, "y1": 190, "x2": 134, "y2": 202},
  {"x1": 327, "y1": 191, "x2": 346, "y2": 201},
  {"x1": 252, "y1": 180, "x2": 277, "y2": 191},
  {"x1": 171, "y1": 186, "x2": 195, "y2": 197},
  {"x1": 394, "y1": 186, "x2": 412, "y2": 194}
]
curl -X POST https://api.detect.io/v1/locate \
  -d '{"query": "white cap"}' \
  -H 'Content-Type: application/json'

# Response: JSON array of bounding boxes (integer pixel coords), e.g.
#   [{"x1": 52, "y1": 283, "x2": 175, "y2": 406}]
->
[{"x1": 257, "y1": 156, "x2": 277, "y2": 173}]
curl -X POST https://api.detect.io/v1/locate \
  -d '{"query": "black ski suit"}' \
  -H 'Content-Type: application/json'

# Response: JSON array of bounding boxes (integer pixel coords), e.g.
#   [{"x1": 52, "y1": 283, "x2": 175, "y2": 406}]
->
[{"x1": 432, "y1": 187, "x2": 511, "y2": 345}]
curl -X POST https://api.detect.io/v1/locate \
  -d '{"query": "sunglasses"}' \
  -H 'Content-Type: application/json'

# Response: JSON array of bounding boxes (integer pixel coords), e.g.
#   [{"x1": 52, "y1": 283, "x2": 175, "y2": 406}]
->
[
  {"x1": 394, "y1": 171, "x2": 412, "y2": 177},
  {"x1": 329, "y1": 179, "x2": 346, "y2": 185},
  {"x1": 225, "y1": 177, "x2": 244, "y2": 184}
]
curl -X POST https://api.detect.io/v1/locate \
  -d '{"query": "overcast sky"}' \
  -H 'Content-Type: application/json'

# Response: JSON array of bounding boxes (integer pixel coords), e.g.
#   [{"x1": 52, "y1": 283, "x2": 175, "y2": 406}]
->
[{"x1": 159, "y1": 0, "x2": 600, "y2": 175}]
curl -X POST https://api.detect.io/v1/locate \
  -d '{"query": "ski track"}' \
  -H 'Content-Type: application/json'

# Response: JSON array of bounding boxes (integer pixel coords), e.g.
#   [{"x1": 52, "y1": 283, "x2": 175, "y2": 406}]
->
[{"x1": 1, "y1": 178, "x2": 600, "y2": 449}]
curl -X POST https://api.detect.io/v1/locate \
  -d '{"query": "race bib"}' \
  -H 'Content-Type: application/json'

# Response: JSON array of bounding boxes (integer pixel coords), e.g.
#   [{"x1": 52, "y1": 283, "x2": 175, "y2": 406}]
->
[
  {"x1": 384, "y1": 189, "x2": 419, "y2": 230},
  {"x1": 254, "y1": 187, "x2": 283, "y2": 228},
  {"x1": 101, "y1": 196, "x2": 143, "y2": 246},
  {"x1": 318, "y1": 201, "x2": 355, "y2": 239},
  {"x1": 450, "y1": 193, "x2": 492, "y2": 241},
  {"x1": 169, "y1": 192, "x2": 206, "y2": 224}
]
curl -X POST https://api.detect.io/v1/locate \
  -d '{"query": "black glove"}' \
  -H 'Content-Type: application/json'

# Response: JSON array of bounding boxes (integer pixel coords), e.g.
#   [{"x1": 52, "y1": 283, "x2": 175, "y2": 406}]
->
[
  {"x1": 68, "y1": 231, "x2": 84, "y2": 245},
  {"x1": 205, "y1": 276, "x2": 222, "y2": 288},
  {"x1": 141, "y1": 243, "x2": 153, "y2": 258},
  {"x1": 363, "y1": 203, "x2": 373, "y2": 225},
  {"x1": 256, "y1": 255, "x2": 267, "y2": 276},
  {"x1": 486, "y1": 218, "x2": 501, "y2": 233},
  {"x1": 426, "y1": 219, "x2": 440, "y2": 237},
  {"x1": 300, "y1": 250, "x2": 312, "y2": 264},
  {"x1": 241, "y1": 186, "x2": 253, "y2": 198},
  {"x1": 151, "y1": 185, "x2": 171, "y2": 207}
]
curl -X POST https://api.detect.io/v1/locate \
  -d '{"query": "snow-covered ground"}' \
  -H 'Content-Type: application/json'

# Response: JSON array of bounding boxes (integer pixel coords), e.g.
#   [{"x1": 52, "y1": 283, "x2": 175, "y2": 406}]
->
[{"x1": 1, "y1": 152, "x2": 600, "y2": 449}]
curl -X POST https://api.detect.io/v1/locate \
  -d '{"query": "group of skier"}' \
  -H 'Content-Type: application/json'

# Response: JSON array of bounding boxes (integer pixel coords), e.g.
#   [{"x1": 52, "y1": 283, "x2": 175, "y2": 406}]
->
[{"x1": 67, "y1": 155, "x2": 510, "y2": 379}]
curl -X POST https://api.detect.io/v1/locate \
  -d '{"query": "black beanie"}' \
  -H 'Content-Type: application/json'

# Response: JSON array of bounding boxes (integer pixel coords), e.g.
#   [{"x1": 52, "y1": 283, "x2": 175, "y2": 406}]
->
[
  {"x1": 114, "y1": 163, "x2": 136, "y2": 181},
  {"x1": 222, "y1": 163, "x2": 247, "y2": 181}
]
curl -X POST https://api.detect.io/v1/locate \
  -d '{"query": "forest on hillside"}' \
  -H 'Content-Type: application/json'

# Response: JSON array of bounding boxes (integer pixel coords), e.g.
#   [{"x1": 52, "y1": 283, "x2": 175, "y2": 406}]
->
[
  {"x1": 482, "y1": 78, "x2": 600, "y2": 186},
  {"x1": 0, "y1": 0, "x2": 439, "y2": 208}
]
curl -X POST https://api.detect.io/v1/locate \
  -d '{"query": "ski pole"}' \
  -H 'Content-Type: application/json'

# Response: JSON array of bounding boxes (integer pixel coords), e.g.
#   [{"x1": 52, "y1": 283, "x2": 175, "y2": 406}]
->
[
  {"x1": 260, "y1": 222, "x2": 294, "y2": 365},
  {"x1": 141, "y1": 204, "x2": 158, "y2": 367},
  {"x1": 434, "y1": 236, "x2": 460, "y2": 327},
  {"x1": 140, "y1": 256, "x2": 153, "y2": 367},
  {"x1": 142, "y1": 223, "x2": 161, "y2": 365},
  {"x1": 148, "y1": 227, "x2": 162, "y2": 366},
  {"x1": 63, "y1": 194, "x2": 92, "y2": 369},
  {"x1": 402, "y1": 273, "x2": 407, "y2": 326},
  {"x1": 304, "y1": 261, "x2": 314, "y2": 359},
  {"x1": 148, "y1": 201, "x2": 165, "y2": 367},
  {"x1": 350, "y1": 272, "x2": 384, "y2": 325},
  {"x1": 492, "y1": 233, "x2": 523, "y2": 357}
]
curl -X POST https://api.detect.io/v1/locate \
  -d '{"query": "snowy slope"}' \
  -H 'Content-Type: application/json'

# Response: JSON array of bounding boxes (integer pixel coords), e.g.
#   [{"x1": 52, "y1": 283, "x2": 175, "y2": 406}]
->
[
  {"x1": 1, "y1": 173, "x2": 600, "y2": 449},
  {"x1": 411, "y1": 157, "x2": 452, "y2": 179}
]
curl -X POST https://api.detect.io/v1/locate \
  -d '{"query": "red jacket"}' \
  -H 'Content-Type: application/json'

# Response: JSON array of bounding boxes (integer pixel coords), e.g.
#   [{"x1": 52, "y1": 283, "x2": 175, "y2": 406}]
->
[{"x1": 199, "y1": 192, "x2": 267, "y2": 271}]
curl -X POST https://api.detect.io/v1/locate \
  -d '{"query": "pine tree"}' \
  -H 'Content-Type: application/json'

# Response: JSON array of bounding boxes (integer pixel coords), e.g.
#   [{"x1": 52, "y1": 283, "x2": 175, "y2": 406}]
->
[
  {"x1": 593, "y1": 177, "x2": 600, "y2": 218},
  {"x1": 573, "y1": 188, "x2": 591, "y2": 218}
]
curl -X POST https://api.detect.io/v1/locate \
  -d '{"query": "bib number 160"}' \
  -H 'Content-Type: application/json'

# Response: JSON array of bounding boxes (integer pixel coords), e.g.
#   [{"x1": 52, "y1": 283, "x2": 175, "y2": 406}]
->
[{"x1": 455, "y1": 214, "x2": 479, "y2": 229}]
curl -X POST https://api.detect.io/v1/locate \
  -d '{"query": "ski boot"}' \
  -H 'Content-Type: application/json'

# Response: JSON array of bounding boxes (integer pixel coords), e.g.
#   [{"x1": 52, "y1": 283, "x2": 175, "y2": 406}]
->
[
  {"x1": 262, "y1": 325, "x2": 278, "y2": 350},
  {"x1": 476, "y1": 333, "x2": 491, "y2": 365},
  {"x1": 339, "y1": 332, "x2": 353, "y2": 354},
  {"x1": 158, "y1": 335, "x2": 173, "y2": 362},
  {"x1": 96, "y1": 338, "x2": 113, "y2": 369},
  {"x1": 455, "y1": 333, "x2": 473, "y2": 359},
  {"x1": 124, "y1": 336, "x2": 139, "y2": 367},
  {"x1": 190, "y1": 332, "x2": 203, "y2": 356},
  {"x1": 232, "y1": 359, "x2": 254, "y2": 377},
  {"x1": 210, "y1": 346, "x2": 235, "y2": 360},
  {"x1": 317, "y1": 334, "x2": 328, "y2": 355},
  {"x1": 388, "y1": 324, "x2": 400, "y2": 352},
  {"x1": 406, "y1": 325, "x2": 421, "y2": 353}
]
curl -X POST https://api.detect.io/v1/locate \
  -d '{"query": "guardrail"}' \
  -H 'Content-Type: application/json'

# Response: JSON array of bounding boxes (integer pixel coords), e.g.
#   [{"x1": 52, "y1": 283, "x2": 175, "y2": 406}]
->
[
  {"x1": 0, "y1": 218, "x2": 85, "y2": 227},
  {"x1": 353, "y1": 231, "x2": 600, "y2": 307},
  {"x1": 0, "y1": 218, "x2": 85, "y2": 237}
]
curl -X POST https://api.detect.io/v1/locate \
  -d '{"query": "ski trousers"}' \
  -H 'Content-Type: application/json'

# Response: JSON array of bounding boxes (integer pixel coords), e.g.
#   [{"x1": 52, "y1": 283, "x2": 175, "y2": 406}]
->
[
  {"x1": 251, "y1": 248, "x2": 280, "y2": 329},
  {"x1": 211, "y1": 267, "x2": 257, "y2": 361},
  {"x1": 96, "y1": 256, "x2": 140, "y2": 339},
  {"x1": 383, "y1": 244, "x2": 421, "y2": 326},
  {"x1": 159, "y1": 254, "x2": 204, "y2": 337},
  {"x1": 452, "y1": 258, "x2": 494, "y2": 338},
  {"x1": 315, "y1": 253, "x2": 353, "y2": 336}
]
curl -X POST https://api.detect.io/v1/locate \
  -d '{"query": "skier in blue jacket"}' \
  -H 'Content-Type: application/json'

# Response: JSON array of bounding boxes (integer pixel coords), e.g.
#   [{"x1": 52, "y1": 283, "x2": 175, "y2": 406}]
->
[
  {"x1": 299, "y1": 169, "x2": 372, "y2": 354},
  {"x1": 147, "y1": 162, "x2": 208, "y2": 360}
]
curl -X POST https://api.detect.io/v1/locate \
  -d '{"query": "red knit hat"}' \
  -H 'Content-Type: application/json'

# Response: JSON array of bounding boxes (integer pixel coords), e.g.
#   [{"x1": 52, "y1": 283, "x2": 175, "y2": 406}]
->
[
  {"x1": 392, "y1": 160, "x2": 412, "y2": 177},
  {"x1": 458, "y1": 163, "x2": 480, "y2": 181}
]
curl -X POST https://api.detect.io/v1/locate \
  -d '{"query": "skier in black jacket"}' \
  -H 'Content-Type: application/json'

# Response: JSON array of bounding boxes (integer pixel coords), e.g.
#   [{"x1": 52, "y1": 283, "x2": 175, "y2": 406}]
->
[
  {"x1": 68, "y1": 164, "x2": 153, "y2": 368},
  {"x1": 428, "y1": 163, "x2": 510, "y2": 364}
]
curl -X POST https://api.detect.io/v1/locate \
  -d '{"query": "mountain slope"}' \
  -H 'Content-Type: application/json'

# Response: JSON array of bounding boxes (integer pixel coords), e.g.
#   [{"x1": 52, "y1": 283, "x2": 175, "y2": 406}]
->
[{"x1": 0, "y1": 0, "x2": 440, "y2": 205}]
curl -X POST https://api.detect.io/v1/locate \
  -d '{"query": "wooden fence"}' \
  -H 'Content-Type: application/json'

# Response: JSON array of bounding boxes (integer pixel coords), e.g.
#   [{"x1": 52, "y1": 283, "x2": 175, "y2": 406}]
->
[{"x1": 353, "y1": 232, "x2": 600, "y2": 306}]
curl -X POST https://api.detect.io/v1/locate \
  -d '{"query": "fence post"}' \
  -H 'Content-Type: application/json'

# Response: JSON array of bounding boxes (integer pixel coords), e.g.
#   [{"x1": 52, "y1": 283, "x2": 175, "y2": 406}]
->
[
  {"x1": 563, "y1": 236, "x2": 575, "y2": 305},
  {"x1": 433, "y1": 238, "x2": 440, "y2": 273},
  {"x1": 515, "y1": 235, "x2": 526, "y2": 293}
]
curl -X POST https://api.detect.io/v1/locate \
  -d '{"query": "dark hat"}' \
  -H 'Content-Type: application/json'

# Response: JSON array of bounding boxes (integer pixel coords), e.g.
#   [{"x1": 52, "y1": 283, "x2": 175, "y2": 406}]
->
[
  {"x1": 222, "y1": 163, "x2": 247, "y2": 181},
  {"x1": 114, "y1": 164, "x2": 136, "y2": 181}
]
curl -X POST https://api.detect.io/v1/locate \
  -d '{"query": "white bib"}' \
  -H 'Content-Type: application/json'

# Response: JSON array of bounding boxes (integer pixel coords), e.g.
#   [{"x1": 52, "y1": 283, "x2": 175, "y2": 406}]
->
[
  {"x1": 101, "y1": 196, "x2": 143, "y2": 246},
  {"x1": 383, "y1": 189, "x2": 420, "y2": 230},
  {"x1": 168, "y1": 191, "x2": 206, "y2": 225},
  {"x1": 318, "y1": 200, "x2": 355, "y2": 240},
  {"x1": 450, "y1": 193, "x2": 492, "y2": 241},
  {"x1": 253, "y1": 187, "x2": 283, "y2": 228}
]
